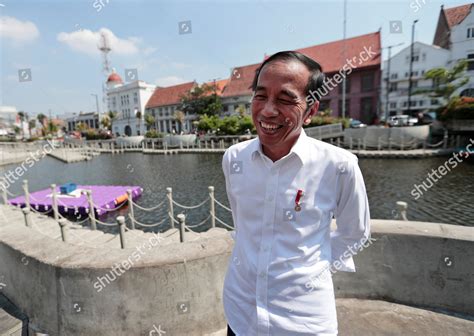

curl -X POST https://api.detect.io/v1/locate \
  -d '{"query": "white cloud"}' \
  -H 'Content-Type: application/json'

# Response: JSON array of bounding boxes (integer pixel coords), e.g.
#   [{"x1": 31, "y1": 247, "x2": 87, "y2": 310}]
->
[
  {"x1": 57, "y1": 28, "x2": 139, "y2": 56},
  {"x1": 155, "y1": 76, "x2": 189, "y2": 87},
  {"x1": 0, "y1": 16, "x2": 39, "y2": 43}
]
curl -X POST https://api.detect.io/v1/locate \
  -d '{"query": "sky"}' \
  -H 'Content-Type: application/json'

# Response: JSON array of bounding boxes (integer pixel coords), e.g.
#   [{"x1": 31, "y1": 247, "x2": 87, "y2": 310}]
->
[{"x1": 0, "y1": 0, "x2": 471, "y2": 117}]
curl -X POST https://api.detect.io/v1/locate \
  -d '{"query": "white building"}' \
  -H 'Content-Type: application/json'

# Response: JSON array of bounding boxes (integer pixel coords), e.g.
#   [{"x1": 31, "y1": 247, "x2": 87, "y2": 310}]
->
[
  {"x1": 64, "y1": 112, "x2": 99, "y2": 132},
  {"x1": 433, "y1": 3, "x2": 474, "y2": 97},
  {"x1": 381, "y1": 42, "x2": 450, "y2": 117},
  {"x1": 106, "y1": 70, "x2": 156, "y2": 136}
]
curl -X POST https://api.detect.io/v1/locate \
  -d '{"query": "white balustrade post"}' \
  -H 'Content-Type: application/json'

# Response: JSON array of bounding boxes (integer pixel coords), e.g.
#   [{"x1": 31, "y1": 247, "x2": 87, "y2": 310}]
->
[
  {"x1": 22, "y1": 207, "x2": 32, "y2": 227},
  {"x1": 127, "y1": 189, "x2": 135, "y2": 230},
  {"x1": 86, "y1": 190, "x2": 97, "y2": 230},
  {"x1": 209, "y1": 186, "x2": 216, "y2": 228},
  {"x1": 117, "y1": 216, "x2": 126, "y2": 249},
  {"x1": 23, "y1": 180, "x2": 30, "y2": 210},
  {"x1": 51, "y1": 184, "x2": 59, "y2": 221},
  {"x1": 177, "y1": 213, "x2": 186, "y2": 243},
  {"x1": 167, "y1": 187, "x2": 174, "y2": 228},
  {"x1": 59, "y1": 218, "x2": 68, "y2": 242}
]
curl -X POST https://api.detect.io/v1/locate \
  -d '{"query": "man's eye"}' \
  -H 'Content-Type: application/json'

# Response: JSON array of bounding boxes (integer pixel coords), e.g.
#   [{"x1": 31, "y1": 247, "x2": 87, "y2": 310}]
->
[
  {"x1": 254, "y1": 95, "x2": 266, "y2": 100},
  {"x1": 278, "y1": 99, "x2": 294, "y2": 105}
]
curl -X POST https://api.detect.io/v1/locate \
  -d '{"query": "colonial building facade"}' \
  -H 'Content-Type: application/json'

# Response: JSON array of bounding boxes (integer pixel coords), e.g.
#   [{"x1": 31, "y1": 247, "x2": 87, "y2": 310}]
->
[{"x1": 106, "y1": 70, "x2": 156, "y2": 136}]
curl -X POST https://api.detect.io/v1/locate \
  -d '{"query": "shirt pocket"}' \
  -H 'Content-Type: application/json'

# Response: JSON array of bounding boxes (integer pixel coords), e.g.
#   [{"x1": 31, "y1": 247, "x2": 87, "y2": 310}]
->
[{"x1": 280, "y1": 189, "x2": 323, "y2": 233}]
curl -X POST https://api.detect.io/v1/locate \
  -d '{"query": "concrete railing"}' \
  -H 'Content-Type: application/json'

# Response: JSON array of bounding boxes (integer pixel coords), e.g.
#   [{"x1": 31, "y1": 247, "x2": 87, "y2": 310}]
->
[
  {"x1": 333, "y1": 219, "x2": 474, "y2": 316},
  {"x1": 0, "y1": 225, "x2": 233, "y2": 335}
]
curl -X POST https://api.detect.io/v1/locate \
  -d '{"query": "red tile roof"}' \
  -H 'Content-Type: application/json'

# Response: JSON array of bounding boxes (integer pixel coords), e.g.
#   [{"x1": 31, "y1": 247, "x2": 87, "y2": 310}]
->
[
  {"x1": 297, "y1": 31, "x2": 381, "y2": 73},
  {"x1": 204, "y1": 79, "x2": 229, "y2": 95},
  {"x1": 146, "y1": 81, "x2": 196, "y2": 108},
  {"x1": 221, "y1": 31, "x2": 381, "y2": 98},
  {"x1": 443, "y1": 3, "x2": 473, "y2": 28},
  {"x1": 221, "y1": 63, "x2": 261, "y2": 98}
]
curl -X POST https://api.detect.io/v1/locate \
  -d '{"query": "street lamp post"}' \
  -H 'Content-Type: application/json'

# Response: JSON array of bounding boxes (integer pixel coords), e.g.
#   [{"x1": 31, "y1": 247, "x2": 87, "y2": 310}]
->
[
  {"x1": 407, "y1": 20, "x2": 419, "y2": 116},
  {"x1": 384, "y1": 42, "x2": 405, "y2": 122}
]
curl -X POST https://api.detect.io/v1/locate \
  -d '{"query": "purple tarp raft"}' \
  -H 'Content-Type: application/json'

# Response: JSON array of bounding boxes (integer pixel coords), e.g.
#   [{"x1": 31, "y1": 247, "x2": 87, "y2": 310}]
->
[{"x1": 9, "y1": 185, "x2": 143, "y2": 217}]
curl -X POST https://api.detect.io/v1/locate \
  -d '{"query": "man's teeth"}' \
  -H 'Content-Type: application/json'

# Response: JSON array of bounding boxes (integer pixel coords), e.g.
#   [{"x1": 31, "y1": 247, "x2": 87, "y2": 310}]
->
[{"x1": 261, "y1": 122, "x2": 282, "y2": 130}]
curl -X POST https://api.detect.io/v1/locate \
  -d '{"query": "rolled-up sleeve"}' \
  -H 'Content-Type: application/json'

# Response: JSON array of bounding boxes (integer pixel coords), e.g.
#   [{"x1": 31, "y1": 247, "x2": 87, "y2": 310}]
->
[{"x1": 331, "y1": 156, "x2": 370, "y2": 272}]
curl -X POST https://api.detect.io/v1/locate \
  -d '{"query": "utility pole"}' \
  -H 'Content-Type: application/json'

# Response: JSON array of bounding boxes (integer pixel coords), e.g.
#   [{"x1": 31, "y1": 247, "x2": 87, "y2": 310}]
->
[
  {"x1": 384, "y1": 42, "x2": 405, "y2": 121},
  {"x1": 341, "y1": 0, "x2": 347, "y2": 119},
  {"x1": 407, "y1": 19, "x2": 418, "y2": 116}
]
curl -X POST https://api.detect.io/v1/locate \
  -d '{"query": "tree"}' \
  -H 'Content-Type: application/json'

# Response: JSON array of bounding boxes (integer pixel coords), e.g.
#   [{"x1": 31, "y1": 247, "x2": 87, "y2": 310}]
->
[
  {"x1": 236, "y1": 104, "x2": 247, "y2": 118},
  {"x1": 174, "y1": 110, "x2": 186, "y2": 132},
  {"x1": 418, "y1": 60, "x2": 469, "y2": 102},
  {"x1": 17, "y1": 111, "x2": 26, "y2": 138},
  {"x1": 100, "y1": 116, "x2": 111, "y2": 130},
  {"x1": 179, "y1": 83, "x2": 222, "y2": 116},
  {"x1": 75, "y1": 122, "x2": 88, "y2": 132},
  {"x1": 144, "y1": 113, "x2": 155, "y2": 131},
  {"x1": 37, "y1": 113, "x2": 47, "y2": 126}
]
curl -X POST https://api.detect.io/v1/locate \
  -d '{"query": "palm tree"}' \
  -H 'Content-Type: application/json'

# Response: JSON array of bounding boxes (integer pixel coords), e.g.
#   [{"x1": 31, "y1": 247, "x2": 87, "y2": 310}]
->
[
  {"x1": 145, "y1": 113, "x2": 155, "y2": 131},
  {"x1": 174, "y1": 110, "x2": 186, "y2": 133},
  {"x1": 100, "y1": 116, "x2": 111, "y2": 130}
]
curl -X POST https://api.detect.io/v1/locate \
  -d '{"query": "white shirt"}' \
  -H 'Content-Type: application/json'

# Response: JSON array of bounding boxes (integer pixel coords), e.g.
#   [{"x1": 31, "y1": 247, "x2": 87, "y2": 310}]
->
[{"x1": 222, "y1": 129, "x2": 370, "y2": 335}]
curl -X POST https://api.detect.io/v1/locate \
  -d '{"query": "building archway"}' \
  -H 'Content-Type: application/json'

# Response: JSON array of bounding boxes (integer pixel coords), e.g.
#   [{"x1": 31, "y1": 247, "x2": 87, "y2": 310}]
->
[{"x1": 124, "y1": 125, "x2": 132, "y2": 136}]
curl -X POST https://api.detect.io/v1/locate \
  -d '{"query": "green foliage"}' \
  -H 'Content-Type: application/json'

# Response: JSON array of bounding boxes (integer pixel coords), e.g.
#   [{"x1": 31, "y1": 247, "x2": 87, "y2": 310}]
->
[
  {"x1": 304, "y1": 109, "x2": 349, "y2": 129},
  {"x1": 179, "y1": 83, "x2": 222, "y2": 116},
  {"x1": 438, "y1": 97, "x2": 474, "y2": 121},
  {"x1": 83, "y1": 129, "x2": 112, "y2": 140},
  {"x1": 417, "y1": 60, "x2": 469, "y2": 101},
  {"x1": 145, "y1": 130, "x2": 164, "y2": 138},
  {"x1": 144, "y1": 113, "x2": 155, "y2": 130},
  {"x1": 197, "y1": 114, "x2": 255, "y2": 135}
]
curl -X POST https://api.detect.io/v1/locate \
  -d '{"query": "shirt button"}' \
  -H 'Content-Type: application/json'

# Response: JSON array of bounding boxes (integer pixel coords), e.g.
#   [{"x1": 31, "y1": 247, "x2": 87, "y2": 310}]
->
[
  {"x1": 259, "y1": 271, "x2": 266, "y2": 278},
  {"x1": 268, "y1": 195, "x2": 274, "y2": 201}
]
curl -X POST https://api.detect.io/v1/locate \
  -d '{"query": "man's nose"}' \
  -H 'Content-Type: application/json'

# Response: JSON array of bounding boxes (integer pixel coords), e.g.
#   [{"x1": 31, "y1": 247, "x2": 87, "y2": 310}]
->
[{"x1": 260, "y1": 100, "x2": 279, "y2": 118}]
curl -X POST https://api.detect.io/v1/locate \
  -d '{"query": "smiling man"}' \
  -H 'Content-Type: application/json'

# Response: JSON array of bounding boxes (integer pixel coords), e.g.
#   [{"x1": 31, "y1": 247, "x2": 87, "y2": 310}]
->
[{"x1": 221, "y1": 51, "x2": 371, "y2": 335}]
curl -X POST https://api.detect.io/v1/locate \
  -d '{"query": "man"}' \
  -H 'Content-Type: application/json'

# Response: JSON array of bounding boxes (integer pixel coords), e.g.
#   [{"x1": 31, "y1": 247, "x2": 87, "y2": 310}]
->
[{"x1": 222, "y1": 51, "x2": 370, "y2": 335}]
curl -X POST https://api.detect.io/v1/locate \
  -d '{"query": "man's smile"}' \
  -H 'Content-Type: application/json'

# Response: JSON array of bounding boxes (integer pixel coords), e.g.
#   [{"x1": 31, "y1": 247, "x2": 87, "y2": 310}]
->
[{"x1": 259, "y1": 121, "x2": 284, "y2": 134}]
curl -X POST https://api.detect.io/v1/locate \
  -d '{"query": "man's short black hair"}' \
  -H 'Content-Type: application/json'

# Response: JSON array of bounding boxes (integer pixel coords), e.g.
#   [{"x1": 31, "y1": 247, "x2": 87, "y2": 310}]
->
[{"x1": 251, "y1": 51, "x2": 325, "y2": 106}]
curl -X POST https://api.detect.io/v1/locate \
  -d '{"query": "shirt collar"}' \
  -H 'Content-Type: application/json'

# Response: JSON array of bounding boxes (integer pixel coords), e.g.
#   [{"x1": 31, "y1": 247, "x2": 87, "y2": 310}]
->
[{"x1": 251, "y1": 129, "x2": 310, "y2": 165}]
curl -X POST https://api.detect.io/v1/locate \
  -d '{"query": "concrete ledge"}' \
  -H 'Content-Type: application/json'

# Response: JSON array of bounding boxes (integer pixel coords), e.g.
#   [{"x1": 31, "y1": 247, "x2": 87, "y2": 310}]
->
[
  {"x1": 1, "y1": 219, "x2": 473, "y2": 335},
  {"x1": 0, "y1": 225, "x2": 233, "y2": 335},
  {"x1": 334, "y1": 219, "x2": 474, "y2": 316}
]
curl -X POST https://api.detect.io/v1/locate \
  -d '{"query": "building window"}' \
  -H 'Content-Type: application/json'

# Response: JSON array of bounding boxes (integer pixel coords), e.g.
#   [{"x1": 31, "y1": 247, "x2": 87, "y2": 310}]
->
[
  {"x1": 467, "y1": 53, "x2": 474, "y2": 71},
  {"x1": 338, "y1": 77, "x2": 351, "y2": 94},
  {"x1": 389, "y1": 102, "x2": 397, "y2": 108},
  {"x1": 361, "y1": 73, "x2": 374, "y2": 92},
  {"x1": 467, "y1": 27, "x2": 474, "y2": 38},
  {"x1": 403, "y1": 101, "x2": 408, "y2": 107},
  {"x1": 405, "y1": 72, "x2": 409, "y2": 78},
  {"x1": 422, "y1": 53, "x2": 426, "y2": 61},
  {"x1": 360, "y1": 97, "x2": 373, "y2": 123},
  {"x1": 390, "y1": 73, "x2": 398, "y2": 80},
  {"x1": 389, "y1": 83, "x2": 398, "y2": 92},
  {"x1": 223, "y1": 105, "x2": 229, "y2": 112},
  {"x1": 134, "y1": 92, "x2": 138, "y2": 104},
  {"x1": 431, "y1": 99, "x2": 439, "y2": 105},
  {"x1": 412, "y1": 54, "x2": 420, "y2": 62},
  {"x1": 319, "y1": 100, "x2": 331, "y2": 111},
  {"x1": 419, "y1": 100, "x2": 424, "y2": 107},
  {"x1": 412, "y1": 81, "x2": 418, "y2": 88}
]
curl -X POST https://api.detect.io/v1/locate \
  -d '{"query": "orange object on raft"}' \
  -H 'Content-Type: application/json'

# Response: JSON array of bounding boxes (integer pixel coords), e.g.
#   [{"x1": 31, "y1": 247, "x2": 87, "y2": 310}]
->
[{"x1": 115, "y1": 193, "x2": 129, "y2": 204}]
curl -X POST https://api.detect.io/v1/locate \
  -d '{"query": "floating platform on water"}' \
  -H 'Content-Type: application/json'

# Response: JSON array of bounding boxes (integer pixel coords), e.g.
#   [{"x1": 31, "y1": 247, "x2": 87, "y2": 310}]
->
[{"x1": 8, "y1": 185, "x2": 143, "y2": 217}]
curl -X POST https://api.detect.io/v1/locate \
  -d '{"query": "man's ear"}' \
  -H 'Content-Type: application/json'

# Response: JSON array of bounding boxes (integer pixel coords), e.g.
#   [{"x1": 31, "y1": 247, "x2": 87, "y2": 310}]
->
[{"x1": 303, "y1": 101, "x2": 320, "y2": 125}]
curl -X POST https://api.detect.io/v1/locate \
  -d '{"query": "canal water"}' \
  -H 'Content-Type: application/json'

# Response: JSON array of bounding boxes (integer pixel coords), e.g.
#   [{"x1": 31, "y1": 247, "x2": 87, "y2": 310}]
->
[{"x1": 1, "y1": 152, "x2": 473, "y2": 230}]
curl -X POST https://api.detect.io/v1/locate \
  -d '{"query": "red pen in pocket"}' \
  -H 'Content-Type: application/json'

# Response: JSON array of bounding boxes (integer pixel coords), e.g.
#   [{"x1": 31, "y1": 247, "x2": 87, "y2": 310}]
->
[{"x1": 294, "y1": 189, "x2": 304, "y2": 211}]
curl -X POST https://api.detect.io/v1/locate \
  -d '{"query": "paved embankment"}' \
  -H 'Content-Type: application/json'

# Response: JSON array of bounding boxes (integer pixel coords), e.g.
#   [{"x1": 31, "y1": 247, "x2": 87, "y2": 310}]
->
[
  {"x1": 0, "y1": 205, "x2": 473, "y2": 335},
  {"x1": 47, "y1": 148, "x2": 100, "y2": 163}
]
